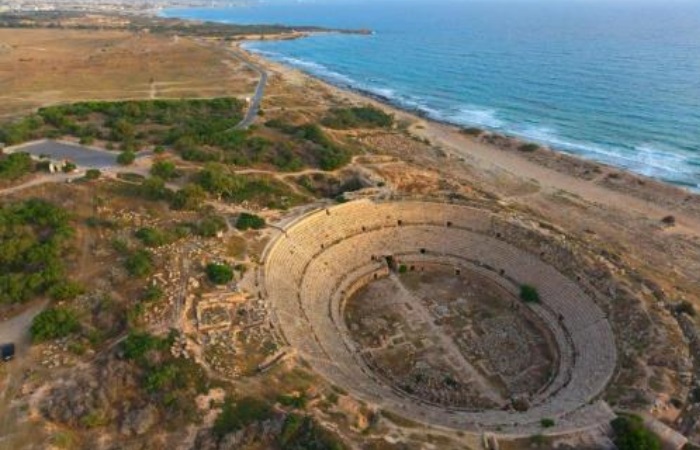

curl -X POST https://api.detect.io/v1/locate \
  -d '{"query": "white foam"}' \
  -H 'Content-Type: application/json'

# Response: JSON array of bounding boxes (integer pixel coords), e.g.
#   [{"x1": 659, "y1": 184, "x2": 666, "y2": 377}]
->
[{"x1": 448, "y1": 107, "x2": 504, "y2": 129}]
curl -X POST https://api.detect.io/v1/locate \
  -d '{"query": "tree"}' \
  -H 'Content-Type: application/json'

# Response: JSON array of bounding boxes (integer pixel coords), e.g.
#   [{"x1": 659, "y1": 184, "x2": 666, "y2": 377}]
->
[
  {"x1": 206, "y1": 263, "x2": 234, "y2": 285},
  {"x1": 85, "y1": 169, "x2": 101, "y2": 180},
  {"x1": 611, "y1": 416, "x2": 660, "y2": 450},
  {"x1": 150, "y1": 160, "x2": 178, "y2": 180},
  {"x1": 0, "y1": 152, "x2": 34, "y2": 179},
  {"x1": 49, "y1": 280, "x2": 85, "y2": 301},
  {"x1": 31, "y1": 307, "x2": 80, "y2": 342},
  {"x1": 125, "y1": 249, "x2": 154, "y2": 277},
  {"x1": 117, "y1": 150, "x2": 136, "y2": 166},
  {"x1": 213, "y1": 396, "x2": 273, "y2": 437},
  {"x1": 520, "y1": 284, "x2": 540, "y2": 303},
  {"x1": 235, "y1": 212, "x2": 265, "y2": 231}
]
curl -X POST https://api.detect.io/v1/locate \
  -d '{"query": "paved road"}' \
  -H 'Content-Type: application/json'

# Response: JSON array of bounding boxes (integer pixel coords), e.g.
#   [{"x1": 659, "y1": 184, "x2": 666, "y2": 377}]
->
[
  {"x1": 7, "y1": 140, "x2": 119, "y2": 169},
  {"x1": 228, "y1": 48, "x2": 268, "y2": 129}
]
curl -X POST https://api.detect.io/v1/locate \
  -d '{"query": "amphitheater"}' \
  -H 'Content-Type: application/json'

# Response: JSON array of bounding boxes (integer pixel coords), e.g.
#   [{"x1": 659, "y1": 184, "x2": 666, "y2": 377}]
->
[{"x1": 260, "y1": 199, "x2": 618, "y2": 435}]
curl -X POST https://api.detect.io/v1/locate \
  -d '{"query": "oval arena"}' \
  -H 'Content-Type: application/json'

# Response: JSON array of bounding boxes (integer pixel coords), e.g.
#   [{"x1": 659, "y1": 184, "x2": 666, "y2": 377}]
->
[{"x1": 261, "y1": 200, "x2": 618, "y2": 434}]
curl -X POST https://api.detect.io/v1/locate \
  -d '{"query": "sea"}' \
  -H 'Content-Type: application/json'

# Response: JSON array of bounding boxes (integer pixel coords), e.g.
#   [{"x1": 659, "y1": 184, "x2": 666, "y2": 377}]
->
[{"x1": 162, "y1": 0, "x2": 700, "y2": 190}]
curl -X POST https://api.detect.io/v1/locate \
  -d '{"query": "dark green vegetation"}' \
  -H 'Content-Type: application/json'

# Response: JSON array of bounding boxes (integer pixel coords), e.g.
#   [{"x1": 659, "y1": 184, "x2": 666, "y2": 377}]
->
[
  {"x1": 265, "y1": 121, "x2": 352, "y2": 171},
  {"x1": 519, "y1": 143, "x2": 541, "y2": 152},
  {"x1": 540, "y1": 418, "x2": 555, "y2": 428},
  {"x1": 0, "y1": 199, "x2": 74, "y2": 304},
  {"x1": 213, "y1": 396, "x2": 273, "y2": 438},
  {"x1": 321, "y1": 106, "x2": 394, "y2": 130},
  {"x1": 206, "y1": 263, "x2": 234, "y2": 285},
  {"x1": 194, "y1": 163, "x2": 305, "y2": 209},
  {"x1": 84, "y1": 169, "x2": 101, "y2": 180},
  {"x1": 125, "y1": 249, "x2": 155, "y2": 278},
  {"x1": 121, "y1": 331, "x2": 210, "y2": 422},
  {"x1": 235, "y1": 212, "x2": 266, "y2": 231},
  {"x1": 0, "y1": 152, "x2": 34, "y2": 180},
  {"x1": 134, "y1": 227, "x2": 173, "y2": 248},
  {"x1": 611, "y1": 415, "x2": 660, "y2": 450},
  {"x1": 279, "y1": 414, "x2": 347, "y2": 450},
  {"x1": 31, "y1": 307, "x2": 80, "y2": 342},
  {"x1": 520, "y1": 284, "x2": 540, "y2": 303},
  {"x1": 0, "y1": 98, "x2": 245, "y2": 153},
  {"x1": 150, "y1": 160, "x2": 179, "y2": 180}
]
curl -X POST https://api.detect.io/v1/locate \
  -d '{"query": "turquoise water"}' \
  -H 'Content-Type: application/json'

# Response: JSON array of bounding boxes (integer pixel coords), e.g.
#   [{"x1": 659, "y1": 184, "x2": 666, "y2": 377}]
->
[{"x1": 163, "y1": 1, "x2": 700, "y2": 189}]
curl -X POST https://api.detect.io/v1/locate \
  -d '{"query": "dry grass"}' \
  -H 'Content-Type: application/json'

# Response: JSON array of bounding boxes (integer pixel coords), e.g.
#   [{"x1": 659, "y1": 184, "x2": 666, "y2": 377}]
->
[{"x1": 0, "y1": 29, "x2": 258, "y2": 118}]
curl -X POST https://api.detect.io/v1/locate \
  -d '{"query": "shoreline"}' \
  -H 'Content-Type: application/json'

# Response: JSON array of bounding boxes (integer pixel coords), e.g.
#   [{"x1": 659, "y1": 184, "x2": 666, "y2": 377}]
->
[
  {"x1": 236, "y1": 39, "x2": 698, "y2": 195},
  {"x1": 233, "y1": 42, "x2": 700, "y2": 232}
]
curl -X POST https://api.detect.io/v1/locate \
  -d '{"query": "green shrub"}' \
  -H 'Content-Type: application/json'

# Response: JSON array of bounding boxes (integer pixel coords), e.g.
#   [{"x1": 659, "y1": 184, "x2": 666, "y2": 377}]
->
[
  {"x1": 141, "y1": 284, "x2": 164, "y2": 303},
  {"x1": 206, "y1": 263, "x2": 234, "y2": 285},
  {"x1": 322, "y1": 106, "x2": 394, "y2": 129},
  {"x1": 520, "y1": 284, "x2": 540, "y2": 303},
  {"x1": 49, "y1": 280, "x2": 85, "y2": 301},
  {"x1": 31, "y1": 307, "x2": 80, "y2": 342},
  {"x1": 134, "y1": 227, "x2": 171, "y2": 247},
  {"x1": 540, "y1": 418, "x2": 555, "y2": 428},
  {"x1": 213, "y1": 396, "x2": 273, "y2": 437},
  {"x1": 150, "y1": 160, "x2": 179, "y2": 180},
  {"x1": 519, "y1": 143, "x2": 540, "y2": 152},
  {"x1": 121, "y1": 332, "x2": 170, "y2": 361},
  {"x1": 170, "y1": 183, "x2": 207, "y2": 210},
  {"x1": 84, "y1": 169, "x2": 101, "y2": 180},
  {"x1": 611, "y1": 415, "x2": 660, "y2": 450},
  {"x1": 62, "y1": 161, "x2": 77, "y2": 173},
  {"x1": 197, "y1": 215, "x2": 227, "y2": 237},
  {"x1": 398, "y1": 264, "x2": 408, "y2": 274},
  {"x1": 235, "y1": 212, "x2": 265, "y2": 231},
  {"x1": 0, "y1": 199, "x2": 73, "y2": 304},
  {"x1": 117, "y1": 150, "x2": 136, "y2": 166},
  {"x1": 125, "y1": 249, "x2": 154, "y2": 277},
  {"x1": 0, "y1": 152, "x2": 34, "y2": 179}
]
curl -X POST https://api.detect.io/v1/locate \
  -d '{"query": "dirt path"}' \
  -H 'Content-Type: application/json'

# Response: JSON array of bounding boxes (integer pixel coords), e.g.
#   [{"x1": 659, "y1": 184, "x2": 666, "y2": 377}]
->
[{"x1": 0, "y1": 300, "x2": 48, "y2": 351}]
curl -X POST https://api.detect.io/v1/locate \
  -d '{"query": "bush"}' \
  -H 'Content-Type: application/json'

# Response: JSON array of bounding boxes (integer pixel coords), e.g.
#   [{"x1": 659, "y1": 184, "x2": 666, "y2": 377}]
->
[
  {"x1": 84, "y1": 169, "x2": 101, "y2": 180},
  {"x1": 134, "y1": 227, "x2": 171, "y2": 247},
  {"x1": 49, "y1": 280, "x2": 85, "y2": 301},
  {"x1": 117, "y1": 150, "x2": 136, "y2": 166},
  {"x1": 213, "y1": 396, "x2": 273, "y2": 438},
  {"x1": 206, "y1": 263, "x2": 234, "y2": 285},
  {"x1": 141, "y1": 284, "x2": 164, "y2": 303},
  {"x1": 518, "y1": 143, "x2": 540, "y2": 152},
  {"x1": 170, "y1": 183, "x2": 207, "y2": 211},
  {"x1": 31, "y1": 307, "x2": 80, "y2": 342},
  {"x1": 62, "y1": 161, "x2": 77, "y2": 173},
  {"x1": 150, "y1": 160, "x2": 178, "y2": 180},
  {"x1": 197, "y1": 215, "x2": 227, "y2": 237},
  {"x1": 611, "y1": 415, "x2": 660, "y2": 450},
  {"x1": 0, "y1": 199, "x2": 73, "y2": 304},
  {"x1": 520, "y1": 284, "x2": 540, "y2": 303},
  {"x1": 540, "y1": 418, "x2": 555, "y2": 428},
  {"x1": 0, "y1": 152, "x2": 34, "y2": 179},
  {"x1": 125, "y1": 249, "x2": 154, "y2": 277},
  {"x1": 322, "y1": 106, "x2": 394, "y2": 129},
  {"x1": 122, "y1": 332, "x2": 170, "y2": 361},
  {"x1": 235, "y1": 212, "x2": 265, "y2": 231}
]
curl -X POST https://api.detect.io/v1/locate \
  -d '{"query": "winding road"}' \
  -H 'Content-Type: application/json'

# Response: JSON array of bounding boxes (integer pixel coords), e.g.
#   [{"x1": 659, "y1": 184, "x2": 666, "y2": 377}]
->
[{"x1": 228, "y1": 47, "x2": 268, "y2": 130}]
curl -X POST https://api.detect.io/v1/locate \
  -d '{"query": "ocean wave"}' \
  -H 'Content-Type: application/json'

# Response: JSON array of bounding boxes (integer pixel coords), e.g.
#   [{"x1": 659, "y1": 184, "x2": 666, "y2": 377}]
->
[
  {"x1": 513, "y1": 126, "x2": 699, "y2": 186},
  {"x1": 447, "y1": 107, "x2": 504, "y2": 129}
]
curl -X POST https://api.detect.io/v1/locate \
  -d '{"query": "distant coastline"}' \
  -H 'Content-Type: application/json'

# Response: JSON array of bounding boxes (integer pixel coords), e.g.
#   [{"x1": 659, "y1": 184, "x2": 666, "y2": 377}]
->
[{"x1": 160, "y1": 3, "x2": 700, "y2": 192}]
